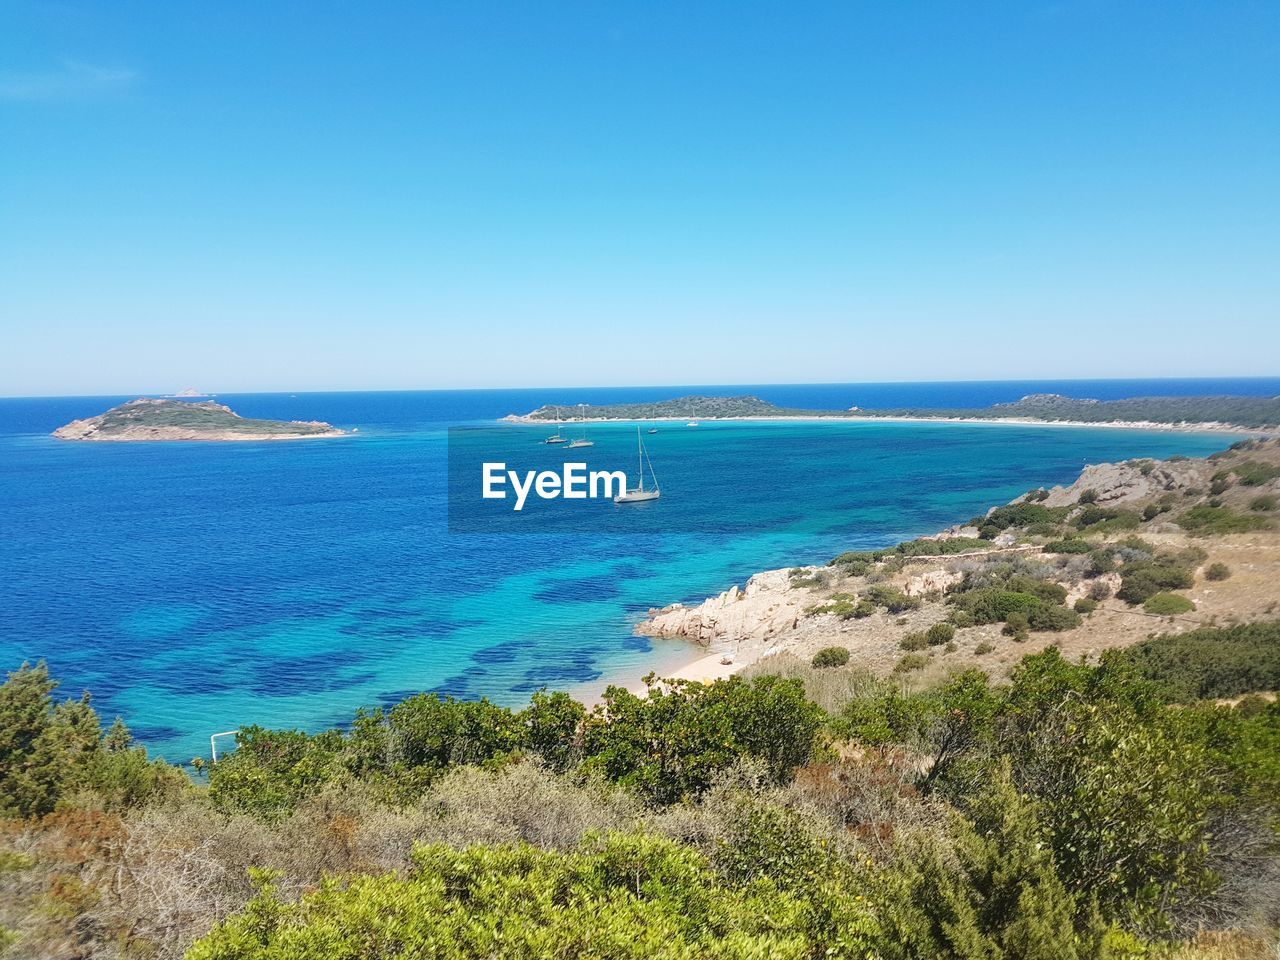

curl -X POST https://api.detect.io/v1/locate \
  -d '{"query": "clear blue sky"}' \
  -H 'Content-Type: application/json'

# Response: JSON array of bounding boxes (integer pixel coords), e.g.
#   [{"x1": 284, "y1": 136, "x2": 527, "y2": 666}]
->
[{"x1": 1, "y1": 1, "x2": 1277, "y2": 396}]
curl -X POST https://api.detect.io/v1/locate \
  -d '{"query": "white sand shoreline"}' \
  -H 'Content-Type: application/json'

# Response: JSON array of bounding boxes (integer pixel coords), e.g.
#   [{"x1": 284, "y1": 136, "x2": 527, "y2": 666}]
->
[{"x1": 502, "y1": 413, "x2": 1274, "y2": 436}]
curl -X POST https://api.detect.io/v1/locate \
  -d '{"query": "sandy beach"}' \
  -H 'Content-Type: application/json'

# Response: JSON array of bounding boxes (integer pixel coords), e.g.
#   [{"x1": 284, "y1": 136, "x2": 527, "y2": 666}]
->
[{"x1": 504, "y1": 412, "x2": 1276, "y2": 436}]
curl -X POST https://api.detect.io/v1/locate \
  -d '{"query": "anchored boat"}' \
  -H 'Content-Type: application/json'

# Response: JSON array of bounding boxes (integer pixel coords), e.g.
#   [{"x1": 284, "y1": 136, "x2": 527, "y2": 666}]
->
[
  {"x1": 614, "y1": 426, "x2": 660, "y2": 504},
  {"x1": 566, "y1": 403, "x2": 594, "y2": 449}
]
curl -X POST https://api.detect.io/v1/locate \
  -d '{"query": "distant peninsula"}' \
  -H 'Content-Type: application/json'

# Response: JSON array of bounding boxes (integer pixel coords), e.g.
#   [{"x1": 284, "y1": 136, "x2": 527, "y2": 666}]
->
[
  {"x1": 53, "y1": 398, "x2": 345, "y2": 442},
  {"x1": 508, "y1": 393, "x2": 1280, "y2": 432}
]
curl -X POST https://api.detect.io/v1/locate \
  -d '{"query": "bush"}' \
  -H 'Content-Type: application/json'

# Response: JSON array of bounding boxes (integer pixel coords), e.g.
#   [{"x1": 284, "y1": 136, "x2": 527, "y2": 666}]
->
[
  {"x1": 1116, "y1": 558, "x2": 1195, "y2": 605},
  {"x1": 925, "y1": 623, "x2": 955, "y2": 646},
  {"x1": 1250, "y1": 494, "x2": 1277, "y2": 512},
  {"x1": 1177, "y1": 505, "x2": 1271, "y2": 536},
  {"x1": 1026, "y1": 604, "x2": 1081, "y2": 632},
  {"x1": 901, "y1": 624, "x2": 955, "y2": 650},
  {"x1": 582, "y1": 675, "x2": 823, "y2": 804},
  {"x1": 1074, "y1": 598, "x2": 1098, "y2": 614},
  {"x1": 1230, "y1": 460, "x2": 1280, "y2": 486},
  {"x1": 810, "y1": 646, "x2": 850, "y2": 668},
  {"x1": 1088, "y1": 580, "x2": 1112, "y2": 601},
  {"x1": 808, "y1": 593, "x2": 859, "y2": 619},
  {"x1": 1003, "y1": 611, "x2": 1029, "y2": 640},
  {"x1": 1087, "y1": 550, "x2": 1117, "y2": 576},
  {"x1": 1043, "y1": 538, "x2": 1092, "y2": 554},
  {"x1": 1078, "y1": 488, "x2": 1098, "y2": 504},
  {"x1": 1143, "y1": 593, "x2": 1195, "y2": 616},
  {"x1": 186, "y1": 832, "x2": 880, "y2": 959},
  {"x1": 1117, "y1": 621, "x2": 1280, "y2": 701},
  {"x1": 977, "y1": 503, "x2": 1068, "y2": 532},
  {"x1": 893, "y1": 653, "x2": 929, "y2": 673},
  {"x1": 863, "y1": 584, "x2": 922, "y2": 613},
  {"x1": 973, "y1": 641, "x2": 995, "y2": 655},
  {"x1": 1204, "y1": 562, "x2": 1231, "y2": 582},
  {"x1": 900, "y1": 632, "x2": 929, "y2": 651},
  {"x1": 1073, "y1": 507, "x2": 1142, "y2": 533}
]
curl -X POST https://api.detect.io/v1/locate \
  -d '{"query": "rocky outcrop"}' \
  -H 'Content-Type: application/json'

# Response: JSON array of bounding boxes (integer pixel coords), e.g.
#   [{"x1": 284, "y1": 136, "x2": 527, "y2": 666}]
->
[
  {"x1": 1038, "y1": 459, "x2": 1204, "y2": 508},
  {"x1": 637, "y1": 568, "x2": 803, "y2": 645}
]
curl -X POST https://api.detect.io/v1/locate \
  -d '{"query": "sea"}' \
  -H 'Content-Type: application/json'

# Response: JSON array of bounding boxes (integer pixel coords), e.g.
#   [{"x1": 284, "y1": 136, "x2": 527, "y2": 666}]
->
[{"x1": 2, "y1": 378, "x2": 1277, "y2": 762}]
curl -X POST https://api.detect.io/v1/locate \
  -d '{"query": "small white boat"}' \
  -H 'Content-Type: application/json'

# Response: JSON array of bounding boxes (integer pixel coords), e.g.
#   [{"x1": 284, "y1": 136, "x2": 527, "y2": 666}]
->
[
  {"x1": 544, "y1": 420, "x2": 568, "y2": 444},
  {"x1": 615, "y1": 426, "x2": 661, "y2": 504},
  {"x1": 566, "y1": 404, "x2": 594, "y2": 448},
  {"x1": 686, "y1": 421, "x2": 698, "y2": 427},
  {"x1": 648, "y1": 427, "x2": 658, "y2": 434}
]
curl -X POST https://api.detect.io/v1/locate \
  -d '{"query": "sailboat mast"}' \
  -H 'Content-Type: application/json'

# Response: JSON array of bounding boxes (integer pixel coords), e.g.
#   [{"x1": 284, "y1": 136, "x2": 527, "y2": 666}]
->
[{"x1": 636, "y1": 426, "x2": 644, "y2": 491}]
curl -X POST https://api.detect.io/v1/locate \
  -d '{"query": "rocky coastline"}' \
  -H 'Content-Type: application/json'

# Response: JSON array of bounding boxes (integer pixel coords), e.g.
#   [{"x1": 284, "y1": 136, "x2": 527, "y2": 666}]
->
[{"x1": 53, "y1": 398, "x2": 346, "y2": 442}]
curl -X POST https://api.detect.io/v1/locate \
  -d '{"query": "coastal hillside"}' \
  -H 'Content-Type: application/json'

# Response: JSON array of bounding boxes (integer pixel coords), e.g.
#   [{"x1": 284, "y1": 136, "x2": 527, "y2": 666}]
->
[
  {"x1": 52, "y1": 398, "x2": 344, "y2": 441},
  {"x1": 1, "y1": 441, "x2": 1278, "y2": 958},
  {"x1": 642, "y1": 438, "x2": 1280, "y2": 687},
  {"x1": 512, "y1": 392, "x2": 1280, "y2": 430}
]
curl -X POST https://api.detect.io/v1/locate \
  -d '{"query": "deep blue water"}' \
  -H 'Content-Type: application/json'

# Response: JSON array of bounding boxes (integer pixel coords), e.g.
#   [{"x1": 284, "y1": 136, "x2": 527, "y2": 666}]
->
[{"x1": 1, "y1": 379, "x2": 1273, "y2": 761}]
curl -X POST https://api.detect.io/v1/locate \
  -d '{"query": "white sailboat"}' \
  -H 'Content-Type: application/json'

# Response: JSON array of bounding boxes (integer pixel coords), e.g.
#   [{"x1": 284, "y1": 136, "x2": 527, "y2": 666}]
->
[
  {"x1": 567, "y1": 403, "x2": 594, "y2": 448},
  {"x1": 615, "y1": 426, "x2": 660, "y2": 503},
  {"x1": 544, "y1": 419, "x2": 568, "y2": 444}
]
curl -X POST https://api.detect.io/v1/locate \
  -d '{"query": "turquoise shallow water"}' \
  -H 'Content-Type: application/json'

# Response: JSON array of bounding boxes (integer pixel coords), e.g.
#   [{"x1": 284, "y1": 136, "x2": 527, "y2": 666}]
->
[{"x1": 0, "y1": 383, "x2": 1268, "y2": 761}]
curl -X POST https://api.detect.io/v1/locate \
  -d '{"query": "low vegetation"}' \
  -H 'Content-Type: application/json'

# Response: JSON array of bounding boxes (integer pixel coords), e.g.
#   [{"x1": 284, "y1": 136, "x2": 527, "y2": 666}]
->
[{"x1": 4, "y1": 633, "x2": 1280, "y2": 958}]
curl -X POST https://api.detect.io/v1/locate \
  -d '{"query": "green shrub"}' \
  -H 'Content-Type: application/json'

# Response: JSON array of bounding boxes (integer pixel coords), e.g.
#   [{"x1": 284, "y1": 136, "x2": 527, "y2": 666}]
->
[
  {"x1": 900, "y1": 632, "x2": 929, "y2": 651},
  {"x1": 787, "y1": 568, "x2": 830, "y2": 589},
  {"x1": 1204, "y1": 562, "x2": 1231, "y2": 582},
  {"x1": 1003, "y1": 611, "x2": 1030, "y2": 640},
  {"x1": 810, "y1": 646, "x2": 850, "y2": 668},
  {"x1": 1116, "y1": 621, "x2": 1280, "y2": 701},
  {"x1": 1088, "y1": 580, "x2": 1112, "y2": 601},
  {"x1": 832, "y1": 536, "x2": 991, "y2": 570},
  {"x1": 1209, "y1": 476, "x2": 1231, "y2": 495},
  {"x1": 582, "y1": 675, "x2": 822, "y2": 804},
  {"x1": 1230, "y1": 460, "x2": 1280, "y2": 486},
  {"x1": 1073, "y1": 507, "x2": 1142, "y2": 532},
  {"x1": 1078, "y1": 488, "x2": 1098, "y2": 504},
  {"x1": 808, "y1": 593, "x2": 859, "y2": 619},
  {"x1": 1250, "y1": 494, "x2": 1277, "y2": 512},
  {"x1": 1141, "y1": 502, "x2": 1170, "y2": 521},
  {"x1": 863, "y1": 584, "x2": 922, "y2": 613},
  {"x1": 893, "y1": 653, "x2": 929, "y2": 673},
  {"x1": 1026, "y1": 604, "x2": 1081, "y2": 632},
  {"x1": 1116, "y1": 559, "x2": 1195, "y2": 605},
  {"x1": 1143, "y1": 593, "x2": 1195, "y2": 616},
  {"x1": 1043, "y1": 538, "x2": 1092, "y2": 554},
  {"x1": 925, "y1": 622, "x2": 956, "y2": 646},
  {"x1": 186, "y1": 832, "x2": 881, "y2": 960},
  {"x1": 1087, "y1": 550, "x2": 1117, "y2": 576},
  {"x1": 902, "y1": 622, "x2": 957, "y2": 650},
  {"x1": 1177, "y1": 505, "x2": 1271, "y2": 536},
  {"x1": 973, "y1": 641, "x2": 995, "y2": 655},
  {"x1": 1074, "y1": 598, "x2": 1098, "y2": 614}
]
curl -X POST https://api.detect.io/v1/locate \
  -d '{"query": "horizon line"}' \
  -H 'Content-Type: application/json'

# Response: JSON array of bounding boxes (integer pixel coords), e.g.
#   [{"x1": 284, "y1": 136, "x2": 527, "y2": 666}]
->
[{"x1": 3, "y1": 373, "x2": 1280, "y2": 401}]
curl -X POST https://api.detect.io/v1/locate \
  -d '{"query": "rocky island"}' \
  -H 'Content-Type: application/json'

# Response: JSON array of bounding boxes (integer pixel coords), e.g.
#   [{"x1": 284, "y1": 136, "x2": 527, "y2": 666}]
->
[
  {"x1": 509, "y1": 392, "x2": 1280, "y2": 431},
  {"x1": 52, "y1": 398, "x2": 345, "y2": 441}
]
